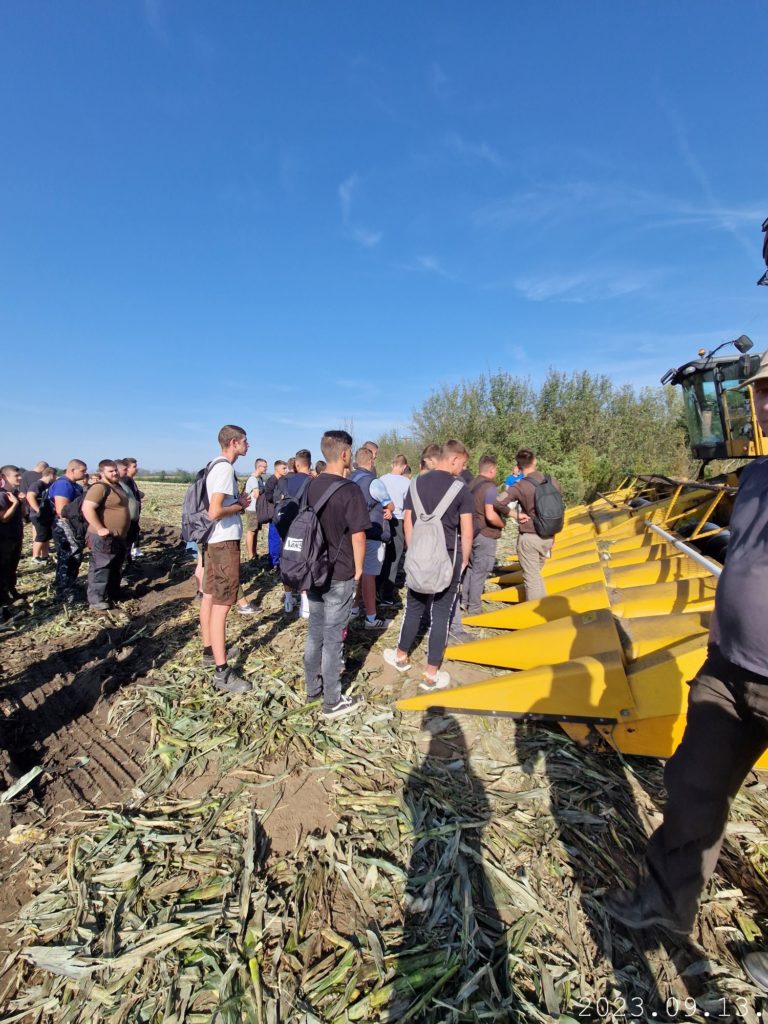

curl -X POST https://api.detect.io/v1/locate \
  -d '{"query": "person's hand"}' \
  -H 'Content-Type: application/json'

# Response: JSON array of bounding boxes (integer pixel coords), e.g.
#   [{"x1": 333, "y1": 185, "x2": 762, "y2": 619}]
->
[
  {"x1": 238, "y1": 493, "x2": 250, "y2": 509},
  {"x1": 518, "y1": 512, "x2": 531, "y2": 525},
  {"x1": 383, "y1": 502, "x2": 394, "y2": 521},
  {"x1": 6, "y1": 491, "x2": 19, "y2": 506},
  {"x1": 98, "y1": 527, "x2": 110, "y2": 538},
  {"x1": 354, "y1": 571, "x2": 363, "y2": 582}
]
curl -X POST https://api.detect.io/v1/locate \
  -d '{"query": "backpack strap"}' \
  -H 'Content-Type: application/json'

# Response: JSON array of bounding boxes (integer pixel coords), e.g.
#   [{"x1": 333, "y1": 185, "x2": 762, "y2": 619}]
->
[
  {"x1": 409, "y1": 479, "x2": 427, "y2": 520},
  {"x1": 432, "y1": 479, "x2": 464, "y2": 520},
  {"x1": 307, "y1": 479, "x2": 350, "y2": 515}
]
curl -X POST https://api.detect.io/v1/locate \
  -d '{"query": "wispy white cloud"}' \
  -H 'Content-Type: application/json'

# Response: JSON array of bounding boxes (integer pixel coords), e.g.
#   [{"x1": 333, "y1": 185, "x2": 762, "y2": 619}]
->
[
  {"x1": 428, "y1": 62, "x2": 451, "y2": 101},
  {"x1": 338, "y1": 173, "x2": 382, "y2": 248},
  {"x1": 445, "y1": 132, "x2": 504, "y2": 168},
  {"x1": 511, "y1": 268, "x2": 661, "y2": 303},
  {"x1": 473, "y1": 181, "x2": 763, "y2": 235},
  {"x1": 401, "y1": 255, "x2": 457, "y2": 281}
]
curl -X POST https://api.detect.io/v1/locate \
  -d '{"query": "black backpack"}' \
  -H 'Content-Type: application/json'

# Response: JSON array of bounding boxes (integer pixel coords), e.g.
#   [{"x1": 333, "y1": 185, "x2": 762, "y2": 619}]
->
[
  {"x1": 61, "y1": 493, "x2": 88, "y2": 547},
  {"x1": 530, "y1": 475, "x2": 565, "y2": 538},
  {"x1": 181, "y1": 457, "x2": 229, "y2": 544},
  {"x1": 273, "y1": 476, "x2": 311, "y2": 539},
  {"x1": 280, "y1": 480, "x2": 350, "y2": 591}
]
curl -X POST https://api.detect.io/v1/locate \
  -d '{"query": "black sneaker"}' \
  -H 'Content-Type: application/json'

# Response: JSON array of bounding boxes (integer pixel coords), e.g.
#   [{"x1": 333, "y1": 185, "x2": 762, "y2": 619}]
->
[
  {"x1": 212, "y1": 668, "x2": 252, "y2": 694},
  {"x1": 322, "y1": 695, "x2": 360, "y2": 719},
  {"x1": 603, "y1": 887, "x2": 689, "y2": 935}
]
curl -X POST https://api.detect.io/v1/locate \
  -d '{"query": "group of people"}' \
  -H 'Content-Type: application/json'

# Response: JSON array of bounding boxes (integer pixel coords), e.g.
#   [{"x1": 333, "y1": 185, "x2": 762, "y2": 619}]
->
[
  {"x1": 192, "y1": 423, "x2": 560, "y2": 716},
  {"x1": 0, "y1": 458, "x2": 144, "y2": 618}
]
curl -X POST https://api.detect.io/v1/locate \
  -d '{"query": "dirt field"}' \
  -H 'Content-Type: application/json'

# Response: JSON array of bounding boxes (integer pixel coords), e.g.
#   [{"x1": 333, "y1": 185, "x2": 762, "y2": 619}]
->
[{"x1": 1, "y1": 482, "x2": 767, "y2": 1022}]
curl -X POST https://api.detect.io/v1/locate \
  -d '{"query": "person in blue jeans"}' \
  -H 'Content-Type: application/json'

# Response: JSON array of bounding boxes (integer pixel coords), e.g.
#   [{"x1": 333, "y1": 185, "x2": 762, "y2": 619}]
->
[
  {"x1": 264, "y1": 460, "x2": 288, "y2": 568},
  {"x1": 303, "y1": 430, "x2": 370, "y2": 719}
]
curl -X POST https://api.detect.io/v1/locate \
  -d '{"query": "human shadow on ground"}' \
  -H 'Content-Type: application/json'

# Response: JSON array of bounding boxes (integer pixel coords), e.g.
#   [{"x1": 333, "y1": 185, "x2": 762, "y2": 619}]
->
[
  {"x1": 514, "y1": 722, "x2": 727, "y2": 1017},
  {"x1": 388, "y1": 710, "x2": 513, "y2": 1021}
]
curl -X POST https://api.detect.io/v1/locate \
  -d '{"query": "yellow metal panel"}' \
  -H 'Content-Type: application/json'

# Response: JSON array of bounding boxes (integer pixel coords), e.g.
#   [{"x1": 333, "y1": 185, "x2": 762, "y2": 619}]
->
[
  {"x1": 396, "y1": 652, "x2": 635, "y2": 720},
  {"x1": 464, "y1": 582, "x2": 611, "y2": 629},
  {"x1": 483, "y1": 562, "x2": 606, "y2": 603},
  {"x1": 598, "y1": 533, "x2": 670, "y2": 554},
  {"x1": 617, "y1": 611, "x2": 712, "y2": 660},
  {"x1": 612, "y1": 577, "x2": 717, "y2": 618},
  {"x1": 494, "y1": 549, "x2": 602, "y2": 586},
  {"x1": 446, "y1": 608, "x2": 623, "y2": 670},
  {"x1": 600, "y1": 543, "x2": 679, "y2": 567},
  {"x1": 605, "y1": 557, "x2": 712, "y2": 589}
]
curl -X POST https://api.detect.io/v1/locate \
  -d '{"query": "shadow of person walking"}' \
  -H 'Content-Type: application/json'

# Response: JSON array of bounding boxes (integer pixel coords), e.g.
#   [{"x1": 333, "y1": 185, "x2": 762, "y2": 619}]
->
[{"x1": 388, "y1": 709, "x2": 515, "y2": 1021}]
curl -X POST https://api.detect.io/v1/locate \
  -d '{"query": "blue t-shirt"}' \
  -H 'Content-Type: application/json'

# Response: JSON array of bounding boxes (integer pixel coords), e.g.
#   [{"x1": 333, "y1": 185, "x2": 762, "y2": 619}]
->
[{"x1": 48, "y1": 478, "x2": 83, "y2": 508}]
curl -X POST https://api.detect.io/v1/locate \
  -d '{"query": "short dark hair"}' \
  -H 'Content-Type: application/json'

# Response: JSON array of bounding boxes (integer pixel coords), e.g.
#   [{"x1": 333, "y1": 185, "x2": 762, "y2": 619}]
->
[
  {"x1": 321, "y1": 430, "x2": 353, "y2": 462},
  {"x1": 478, "y1": 454, "x2": 497, "y2": 473},
  {"x1": 274, "y1": 459, "x2": 287, "y2": 469},
  {"x1": 123, "y1": 458, "x2": 138, "y2": 467},
  {"x1": 98, "y1": 459, "x2": 117, "y2": 471},
  {"x1": 441, "y1": 439, "x2": 469, "y2": 459},
  {"x1": 314, "y1": 460, "x2": 327, "y2": 473},
  {"x1": 115, "y1": 459, "x2": 127, "y2": 468},
  {"x1": 255, "y1": 457, "x2": 267, "y2": 467},
  {"x1": 218, "y1": 424, "x2": 246, "y2": 447},
  {"x1": 0, "y1": 465, "x2": 19, "y2": 478},
  {"x1": 355, "y1": 446, "x2": 374, "y2": 466},
  {"x1": 363, "y1": 440, "x2": 379, "y2": 453},
  {"x1": 295, "y1": 449, "x2": 312, "y2": 469},
  {"x1": 392, "y1": 454, "x2": 407, "y2": 469},
  {"x1": 516, "y1": 448, "x2": 535, "y2": 469},
  {"x1": 287, "y1": 457, "x2": 296, "y2": 472}
]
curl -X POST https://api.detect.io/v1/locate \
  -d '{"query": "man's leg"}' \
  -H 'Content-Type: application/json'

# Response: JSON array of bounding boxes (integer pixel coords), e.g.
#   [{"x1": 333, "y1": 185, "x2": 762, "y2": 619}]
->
[
  {"x1": 516, "y1": 533, "x2": 551, "y2": 601},
  {"x1": 107, "y1": 540, "x2": 126, "y2": 603},
  {"x1": 204, "y1": 542, "x2": 241, "y2": 666},
  {"x1": 361, "y1": 575, "x2": 378, "y2": 617},
  {"x1": 464, "y1": 535, "x2": 497, "y2": 616},
  {"x1": 53, "y1": 522, "x2": 81, "y2": 600},
  {"x1": 641, "y1": 649, "x2": 768, "y2": 930},
  {"x1": 0, "y1": 541, "x2": 13, "y2": 605},
  {"x1": 268, "y1": 523, "x2": 282, "y2": 567},
  {"x1": 397, "y1": 588, "x2": 428, "y2": 657},
  {"x1": 320, "y1": 579, "x2": 355, "y2": 709},
  {"x1": 426, "y1": 560, "x2": 462, "y2": 672},
  {"x1": 304, "y1": 586, "x2": 326, "y2": 700},
  {"x1": 245, "y1": 527, "x2": 255, "y2": 559},
  {"x1": 87, "y1": 534, "x2": 115, "y2": 606}
]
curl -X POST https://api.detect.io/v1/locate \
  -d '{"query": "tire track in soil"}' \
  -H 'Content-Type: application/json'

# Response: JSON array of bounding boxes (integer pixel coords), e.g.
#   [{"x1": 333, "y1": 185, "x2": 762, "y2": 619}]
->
[{"x1": 0, "y1": 525, "x2": 198, "y2": 939}]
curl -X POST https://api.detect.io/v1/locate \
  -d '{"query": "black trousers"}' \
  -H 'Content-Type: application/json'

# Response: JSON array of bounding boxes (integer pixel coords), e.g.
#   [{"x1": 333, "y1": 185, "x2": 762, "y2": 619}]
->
[
  {"x1": 0, "y1": 536, "x2": 23, "y2": 604},
  {"x1": 379, "y1": 518, "x2": 405, "y2": 600},
  {"x1": 644, "y1": 645, "x2": 768, "y2": 929},
  {"x1": 397, "y1": 555, "x2": 462, "y2": 667},
  {"x1": 86, "y1": 533, "x2": 127, "y2": 605}
]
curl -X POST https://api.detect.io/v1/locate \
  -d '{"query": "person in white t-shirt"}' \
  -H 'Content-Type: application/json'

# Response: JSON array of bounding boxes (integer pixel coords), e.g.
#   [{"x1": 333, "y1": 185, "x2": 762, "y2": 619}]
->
[
  {"x1": 199, "y1": 424, "x2": 252, "y2": 693},
  {"x1": 379, "y1": 454, "x2": 410, "y2": 606}
]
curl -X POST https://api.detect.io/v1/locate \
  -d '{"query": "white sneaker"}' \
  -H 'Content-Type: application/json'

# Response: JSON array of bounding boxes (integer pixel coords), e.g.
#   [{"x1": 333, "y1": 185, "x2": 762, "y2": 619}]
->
[
  {"x1": 300, "y1": 592, "x2": 310, "y2": 619},
  {"x1": 364, "y1": 616, "x2": 389, "y2": 630},
  {"x1": 284, "y1": 593, "x2": 296, "y2": 614},
  {"x1": 418, "y1": 670, "x2": 451, "y2": 692},
  {"x1": 237, "y1": 602, "x2": 255, "y2": 616},
  {"x1": 383, "y1": 648, "x2": 411, "y2": 673}
]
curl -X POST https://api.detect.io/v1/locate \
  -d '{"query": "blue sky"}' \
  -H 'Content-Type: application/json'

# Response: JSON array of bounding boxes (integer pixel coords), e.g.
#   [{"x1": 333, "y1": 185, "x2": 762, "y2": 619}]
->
[{"x1": 2, "y1": 2, "x2": 766, "y2": 471}]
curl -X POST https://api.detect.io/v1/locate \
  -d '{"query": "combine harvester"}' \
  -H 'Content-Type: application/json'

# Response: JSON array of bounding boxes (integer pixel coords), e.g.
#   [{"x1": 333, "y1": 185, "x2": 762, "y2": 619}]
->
[{"x1": 398, "y1": 335, "x2": 768, "y2": 769}]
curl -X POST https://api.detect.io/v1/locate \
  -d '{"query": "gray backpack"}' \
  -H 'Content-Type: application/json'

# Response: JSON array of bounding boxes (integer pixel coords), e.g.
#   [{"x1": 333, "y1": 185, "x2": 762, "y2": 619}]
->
[{"x1": 405, "y1": 478, "x2": 463, "y2": 594}]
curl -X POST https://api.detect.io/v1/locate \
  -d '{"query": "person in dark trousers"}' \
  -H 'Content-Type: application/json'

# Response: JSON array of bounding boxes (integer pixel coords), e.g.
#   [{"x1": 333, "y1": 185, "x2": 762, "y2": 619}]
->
[
  {"x1": 604, "y1": 352, "x2": 768, "y2": 993},
  {"x1": 0, "y1": 466, "x2": 25, "y2": 617},
  {"x1": 264, "y1": 459, "x2": 288, "y2": 569},
  {"x1": 303, "y1": 430, "x2": 370, "y2": 718},
  {"x1": 379, "y1": 454, "x2": 410, "y2": 606},
  {"x1": 463, "y1": 454, "x2": 508, "y2": 616},
  {"x1": 122, "y1": 457, "x2": 144, "y2": 559},
  {"x1": 274, "y1": 449, "x2": 312, "y2": 614},
  {"x1": 82, "y1": 460, "x2": 131, "y2": 610},
  {"x1": 384, "y1": 440, "x2": 474, "y2": 693},
  {"x1": 48, "y1": 458, "x2": 88, "y2": 603},
  {"x1": 26, "y1": 465, "x2": 56, "y2": 563},
  {"x1": 505, "y1": 447, "x2": 561, "y2": 601}
]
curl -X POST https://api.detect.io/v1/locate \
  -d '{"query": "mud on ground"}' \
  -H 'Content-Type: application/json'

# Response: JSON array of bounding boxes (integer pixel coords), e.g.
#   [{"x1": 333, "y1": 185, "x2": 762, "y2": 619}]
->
[{"x1": 1, "y1": 483, "x2": 767, "y2": 1022}]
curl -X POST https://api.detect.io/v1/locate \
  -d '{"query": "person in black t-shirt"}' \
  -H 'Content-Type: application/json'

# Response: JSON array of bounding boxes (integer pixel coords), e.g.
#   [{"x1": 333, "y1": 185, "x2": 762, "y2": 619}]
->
[
  {"x1": 0, "y1": 465, "x2": 25, "y2": 615},
  {"x1": 303, "y1": 430, "x2": 370, "y2": 719},
  {"x1": 26, "y1": 466, "x2": 57, "y2": 562},
  {"x1": 384, "y1": 440, "x2": 474, "y2": 693}
]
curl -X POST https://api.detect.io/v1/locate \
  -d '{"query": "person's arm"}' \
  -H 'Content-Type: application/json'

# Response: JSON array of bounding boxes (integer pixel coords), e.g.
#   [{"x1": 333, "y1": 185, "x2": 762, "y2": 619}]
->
[
  {"x1": 403, "y1": 508, "x2": 414, "y2": 546},
  {"x1": 484, "y1": 503, "x2": 505, "y2": 529},
  {"x1": 208, "y1": 491, "x2": 248, "y2": 520},
  {"x1": 83, "y1": 490, "x2": 110, "y2": 537},
  {"x1": 459, "y1": 512, "x2": 474, "y2": 572},
  {"x1": 0, "y1": 493, "x2": 19, "y2": 522},
  {"x1": 26, "y1": 489, "x2": 40, "y2": 514},
  {"x1": 351, "y1": 531, "x2": 366, "y2": 580},
  {"x1": 53, "y1": 492, "x2": 70, "y2": 516}
]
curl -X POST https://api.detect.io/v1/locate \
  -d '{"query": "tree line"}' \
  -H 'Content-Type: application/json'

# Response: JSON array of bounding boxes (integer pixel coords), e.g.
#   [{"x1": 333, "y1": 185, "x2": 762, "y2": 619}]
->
[{"x1": 376, "y1": 369, "x2": 692, "y2": 505}]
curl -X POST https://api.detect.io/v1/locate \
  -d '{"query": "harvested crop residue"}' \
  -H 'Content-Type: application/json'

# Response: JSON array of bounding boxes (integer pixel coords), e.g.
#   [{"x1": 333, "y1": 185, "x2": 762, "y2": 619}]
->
[{"x1": 1, "y1": 483, "x2": 767, "y2": 1022}]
